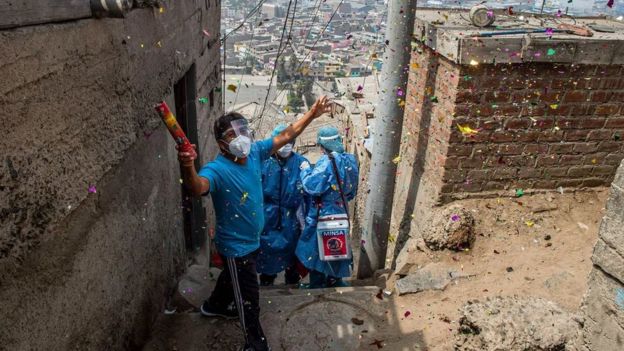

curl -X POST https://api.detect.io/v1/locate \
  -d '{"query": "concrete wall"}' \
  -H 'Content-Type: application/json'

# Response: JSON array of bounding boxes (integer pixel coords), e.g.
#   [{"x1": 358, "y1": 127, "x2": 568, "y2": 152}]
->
[
  {"x1": 0, "y1": 0, "x2": 221, "y2": 349},
  {"x1": 580, "y1": 159, "x2": 624, "y2": 350}
]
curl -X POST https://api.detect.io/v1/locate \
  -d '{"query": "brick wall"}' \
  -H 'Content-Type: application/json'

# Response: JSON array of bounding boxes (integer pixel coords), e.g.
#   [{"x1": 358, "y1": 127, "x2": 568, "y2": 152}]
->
[{"x1": 402, "y1": 43, "x2": 624, "y2": 203}]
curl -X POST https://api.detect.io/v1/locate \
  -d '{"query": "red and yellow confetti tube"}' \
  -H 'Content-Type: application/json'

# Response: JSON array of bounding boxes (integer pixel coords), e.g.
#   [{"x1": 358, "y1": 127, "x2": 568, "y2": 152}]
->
[{"x1": 154, "y1": 101, "x2": 193, "y2": 153}]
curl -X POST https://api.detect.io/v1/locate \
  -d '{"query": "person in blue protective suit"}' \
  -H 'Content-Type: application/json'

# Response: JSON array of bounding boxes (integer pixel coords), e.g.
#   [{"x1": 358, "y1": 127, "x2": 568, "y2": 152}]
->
[
  {"x1": 295, "y1": 125, "x2": 359, "y2": 288},
  {"x1": 257, "y1": 124, "x2": 310, "y2": 286}
]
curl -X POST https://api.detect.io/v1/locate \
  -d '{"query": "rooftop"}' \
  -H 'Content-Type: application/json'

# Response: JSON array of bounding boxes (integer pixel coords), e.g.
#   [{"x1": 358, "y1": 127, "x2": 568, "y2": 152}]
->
[{"x1": 415, "y1": 8, "x2": 624, "y2": 65}]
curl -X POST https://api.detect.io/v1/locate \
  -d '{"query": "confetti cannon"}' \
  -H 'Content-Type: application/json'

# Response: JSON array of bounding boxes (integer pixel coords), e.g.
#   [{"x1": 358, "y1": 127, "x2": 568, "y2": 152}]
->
[{"x1": 154, "y1": 101, "x2": 194, "y2": 153}]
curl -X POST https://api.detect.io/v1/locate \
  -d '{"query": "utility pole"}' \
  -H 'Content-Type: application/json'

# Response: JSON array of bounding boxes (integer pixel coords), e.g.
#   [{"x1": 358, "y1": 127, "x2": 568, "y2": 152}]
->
[{"x1": 357, "y1": 0, "x2": 416, "y2": 279}]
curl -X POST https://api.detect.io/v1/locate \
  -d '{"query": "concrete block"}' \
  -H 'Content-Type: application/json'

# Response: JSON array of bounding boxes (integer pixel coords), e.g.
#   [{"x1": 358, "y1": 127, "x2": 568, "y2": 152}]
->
[
  {"x1": 580, "y1": 269, "x2": 624, "y2": 351},
  {"x1": 592, "y1": 238, "x2": 624, "y2": 284}
]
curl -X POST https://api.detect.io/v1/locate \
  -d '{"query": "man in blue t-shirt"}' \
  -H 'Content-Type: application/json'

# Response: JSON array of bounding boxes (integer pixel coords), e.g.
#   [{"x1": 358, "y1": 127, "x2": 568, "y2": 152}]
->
[{"x1": 177, "y1": 96, "x2": 331, "y2": 351}]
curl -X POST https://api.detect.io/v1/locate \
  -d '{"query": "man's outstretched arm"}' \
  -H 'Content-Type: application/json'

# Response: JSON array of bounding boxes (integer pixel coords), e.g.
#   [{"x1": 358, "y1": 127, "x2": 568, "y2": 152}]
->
[
  {"x1": 178, "y1": 144, "x2": 210, "y2": 197},
  {"x1": 271, "y1": 95, "x2": 332, "y2": 154}
]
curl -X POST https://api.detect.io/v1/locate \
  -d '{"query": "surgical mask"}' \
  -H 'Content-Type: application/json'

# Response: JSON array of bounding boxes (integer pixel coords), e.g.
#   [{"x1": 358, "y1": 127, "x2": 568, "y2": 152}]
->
[
  {"x1": 228, "y1": 135, "x2": 252, "y2": 158},
  {"x1": 277, "y1": 143, "x2": 293, "y2": 158}
]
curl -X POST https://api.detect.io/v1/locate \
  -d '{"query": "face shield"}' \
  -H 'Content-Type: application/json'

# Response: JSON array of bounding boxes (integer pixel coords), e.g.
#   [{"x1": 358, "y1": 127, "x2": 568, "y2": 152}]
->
[
  {"x1": 220, "y1": 119, "x2": 255, "y2": 159},
  {"x1": 225, "y1": 119, "x2": 255, "y2": 141}
]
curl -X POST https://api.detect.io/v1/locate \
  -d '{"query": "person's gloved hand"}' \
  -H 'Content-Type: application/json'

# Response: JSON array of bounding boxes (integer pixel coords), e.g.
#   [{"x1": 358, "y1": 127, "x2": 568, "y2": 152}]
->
[{"x1": 300, "y1": 161, "x2": 310, "y2": 170}]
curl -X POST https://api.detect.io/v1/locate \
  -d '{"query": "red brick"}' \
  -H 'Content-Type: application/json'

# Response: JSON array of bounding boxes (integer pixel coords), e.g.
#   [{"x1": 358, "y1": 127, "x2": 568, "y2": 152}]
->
[
  {"x1": 568, "y1": 166, "x2": 593, "y2": 177},
  {"x1": 597, "y1": 141, "x2": 622, "y2": 153},
  {"x1": 595, "y1": 66, "x2": 621, "y2": 76},
  {"x1": 591, "y1": 91, "x2": 612, "y2": 103},
  {"x1": 605, "y1": 118, "x2": 624, "y2": 128},
  {"x1": 495, "y1": 104, "x2": 522, "y2": 117},
  {"x1": 544, "y1": 167, "x2": 569, "y2": 178},
  {"x1": 515, "y1": 131, "x2": 541, "y2": 142},
  {"x1": 520, "y1": 105, "x2": 546, "y2": 117},
  {"x1": 518, "y1": 167, "x2": 542, "y2": 178},
  {"x1": 552, "y1": 78, "x2": 575, "y2": 89},
  {"x1": 456, "y1": 90, "x2": 481, "y2": 104},
  {"x1": 480, "y1": 77, "x2": 500, "y2": 90},
  {"x1": 505, "y1": 118, "x2": 532, "y2": 129},
  {"x1": 538, "y1": 131, "x2": 565, "y2": 142},
  {"x1": 549, "y1": 143, "x2": 575, "y2": 154},
  {"x1": 563, "y1": 90, "x2": 587, "y2": 103},
  {"x1": 602, "y1": 78, "x2": 622, "y2": 90},
  {"x1": 467, "y1": 169, "x2": 489, "y2": 180},
  {"x1": 533, "y1": 118, "x2": 555, "y2": 129},
  {"x1": 572, "y1": 142, "x2": 599, "y2": 153},
  {"x1": 466, "y1": 131, "x2": 492, "y2": 143},
  {"x1": 440, "y1": 183, "x2": 455, "y2": 194},
  {"x1": 605, "y1": 153, "x2": 624, "y2": 166},
  {"x1": 492, "y1": 168, "x2": 517, "y2": 180},
  {"x1": 539, "y1": 92, "x2": 562, "y2": 104},
  {"x1": 524, "y1": 143, "x2": 549, "y2": 154},
  {"x1": 455, "y1": 182, "x2": 483, "y2": 193},
  {"x1": 555, "y1": 179, "x2": 584, "y2": 187},
  {"x1": 489, "y1": 131, "x2": 514, "y2": 143},
  {"x1": 475, "y1": 105, "x2": 494, "y2": 117},
  {"x1": 536, "y1": 155, "x2": 558, "y2": 166},
  {"x1": 583, "y1": 178, "x2": 607, "y2": 187},
  {"x1": 511, "y1": 180, "x2": 535, "y2": 189},
  {"x1": 587, "y1": 129, "x2": 614, "y2": 141},
  {"x1": 479, "y1": 119, "x2": 502, "y2": 130},
  {"x1": 548, "y1": 105, "x2": 572, "y2": 117},
  {"x1": 497, "y1": 144, "x2": 524, "y2": 155},
  {"x1": 593, "y1": 165, "x2": 616, "y2": 176},
  {"x1": 534, "y1": 180, "x2": 557, "y2": 188},
  {"x1": 595, "y1": 104, "x2": 620, "y2": 116},
  {"x1": 485, "y1": 92, "x2": 511, "y2": 103},
  {"x1": 448, "y1": 144, "x2": 473, "y2": 156},
  {"x1": 459, "y1": 156, "x2": 485, "y2": 169},
  {"x1": 445, "y1": 156, "x2": 460, "y2": 168},
  {"x1": 563, "y1": 130, "x2": 589, "y2": 141},
  {"x1": 504, "y1": 155, "x2": 535, "y2": 167},
  {"x1": 443, "y1": 169, "x2": 467, "y2": 182},
  {"x1": 583, "y1": 153, "x2": 607, "y2": 165},
  {"x1": 482, "y1": 181, "x2": 505, "y2": 191},
  {"x1": 570, "y1": 105, "x2": 590, "y2": 116},
  {"x1": 579, "y1": 118, "x2": 607, "y2": 129},
  {"x1": 559, "y1": 155, "x2": 584, "y2": 165}
]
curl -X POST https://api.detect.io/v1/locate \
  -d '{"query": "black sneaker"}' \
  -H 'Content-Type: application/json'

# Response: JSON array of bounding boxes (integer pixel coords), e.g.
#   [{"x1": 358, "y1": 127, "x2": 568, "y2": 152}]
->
[{"x1": 200, "y1": 301, "x2": 238, "y2": 319}]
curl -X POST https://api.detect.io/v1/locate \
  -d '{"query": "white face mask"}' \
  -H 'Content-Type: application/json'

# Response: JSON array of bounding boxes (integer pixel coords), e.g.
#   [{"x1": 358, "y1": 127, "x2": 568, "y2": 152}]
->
[
  {"x1": 227, "y1": 135, "x2": 252, "y2": 158},
  {"x1": 277, "y1": 143, "x2": 293, "y2": 158}
]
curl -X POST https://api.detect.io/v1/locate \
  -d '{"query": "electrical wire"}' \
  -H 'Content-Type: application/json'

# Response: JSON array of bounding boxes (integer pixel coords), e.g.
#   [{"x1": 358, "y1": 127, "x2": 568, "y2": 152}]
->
[
  {"x1": 256, "y1": 0, "x2": 297, "y2": 131},
  {"x1": 222, "y1": 0, "x2": 268, "y2": 42}
]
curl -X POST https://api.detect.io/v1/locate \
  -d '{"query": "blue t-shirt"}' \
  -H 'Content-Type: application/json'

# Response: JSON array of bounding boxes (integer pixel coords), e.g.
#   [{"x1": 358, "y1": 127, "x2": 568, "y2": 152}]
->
[{"x1": 198, "y1": 138, "x2": 274, "y2": 257}]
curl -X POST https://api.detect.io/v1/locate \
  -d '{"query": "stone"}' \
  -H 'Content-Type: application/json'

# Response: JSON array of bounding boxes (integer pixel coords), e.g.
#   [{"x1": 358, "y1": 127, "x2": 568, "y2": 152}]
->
[
  {"x1": 421, "y1": 206, "x2": 476, "y2": 251},
  {"x1": 456, "y1": 296, "x2": 582, "y2": 351},
  {"x1": 580, "y1": 269, "x2": 624, "y2": 351},
  {"x1": 395, "y1": 263, "x2": 475, "y2": 295}
]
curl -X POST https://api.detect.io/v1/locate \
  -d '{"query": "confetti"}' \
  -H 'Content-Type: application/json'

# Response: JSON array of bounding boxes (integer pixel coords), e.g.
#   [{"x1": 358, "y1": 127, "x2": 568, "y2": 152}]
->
[
  {"x1": 607, "y1": 0, "x2": 614, "y2": 8},
  {"x1": 392, "y1": 155, "x2": 401, "y2": 164},
  {"x1": 451, "y1": 214, "x2": 460, "y2": 222},
  {"x1": 549, "y1": 104, "x2": 559, "y2": 110},
  {"x1": 525, "y1": 220, "x2": 535, "y2": 227},
  {"x1": 410, "y1": 63, "x2": 419, "y2": 69},
  {"x1": 356, "y1": 85, "x2": 363, "y2": 92},
  {"x1": 202, "y1": 29, "x2": 211, "y2": 37},
  {"x1": 545, "y1": 28, "x2": 554, "y2": 37},
  {"x1": 396, "y1": 88, "x2": 404, "y2": 97},
  {"x1": 227, "y1": 84, "x2": 237, "y2": 92},
  {"x1": 469, "y1": 59, "x2": 479, "y2": 66},
  {"x1": 547, "y1": 48, "x2": 556, "y2": 56},
  {"x1": 198, "y1": 97, "x2": 209, "y2": 104},
  {"x1": 457, "y1": 124, "x2": 480, "y2": 136},
  {"x1": 515, "y1": 189, "x2": 524, "y2": 197},
  {"x1": 88, "y1": 185, "x2": 97, "y2": 194},
  {"x1": 404, "y1": 310, "x2": 411, "y2": 318}
]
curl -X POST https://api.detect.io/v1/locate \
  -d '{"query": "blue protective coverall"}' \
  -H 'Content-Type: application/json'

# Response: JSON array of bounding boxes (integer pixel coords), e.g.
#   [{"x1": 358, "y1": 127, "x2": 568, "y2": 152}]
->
[
  {"x1": 257, "y1": 152, "x2": 309, "y2": 276},
  {"x1": 295, "y1": 152, "x2": 359, "y2": 279}
]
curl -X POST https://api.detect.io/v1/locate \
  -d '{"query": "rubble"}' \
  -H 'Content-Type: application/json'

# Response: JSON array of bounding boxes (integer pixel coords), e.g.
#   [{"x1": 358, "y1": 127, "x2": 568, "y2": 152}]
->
[
  {"x1": 455, "y1": 296, "x2": 583, "y2": 351},
  {"x1": 395, "y1": 263, "x2": 475, "y2": 295},
  {"x1": 422, "y1": 206, "x2": 476, "y2": 251}
]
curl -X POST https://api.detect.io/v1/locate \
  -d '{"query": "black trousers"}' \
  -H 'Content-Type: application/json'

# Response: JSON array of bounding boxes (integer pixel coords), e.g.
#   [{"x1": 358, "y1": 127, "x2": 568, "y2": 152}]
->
[{"x1": 208, "y1": 250, "x2": 269, "y2": 351}]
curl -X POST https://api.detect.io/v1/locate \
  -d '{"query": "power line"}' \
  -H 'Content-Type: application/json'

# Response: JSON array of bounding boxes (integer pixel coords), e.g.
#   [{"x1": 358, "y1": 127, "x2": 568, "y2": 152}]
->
[
  {"x1": 256, "y1": 0, "x2": 297, "y2": 132},
  {"x1": 222, "y1": 0, "x2": 268, "y2": 42},
  {"x1": 264, "y1": 0, "x2": 344, "y2": 110}
]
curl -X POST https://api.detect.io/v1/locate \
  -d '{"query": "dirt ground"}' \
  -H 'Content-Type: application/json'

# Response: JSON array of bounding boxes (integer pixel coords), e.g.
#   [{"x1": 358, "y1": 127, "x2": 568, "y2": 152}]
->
[
  {"x1": 143, "y1": 188, "x2": 607, "y2": 351},
  {"x1": 379, "y1": 187, "x2": 608, "y2": 350}
]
